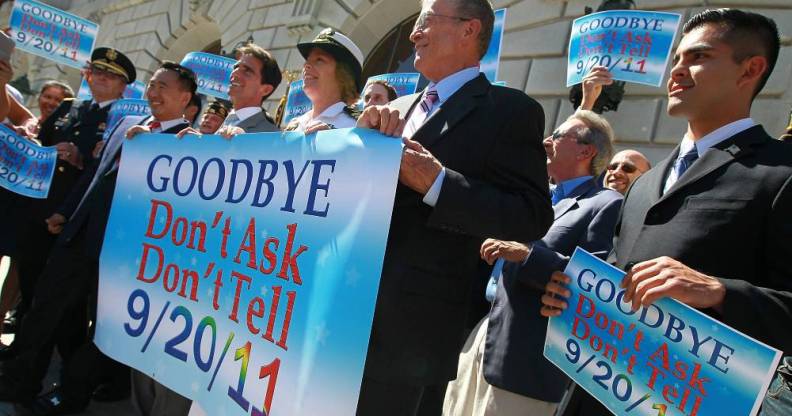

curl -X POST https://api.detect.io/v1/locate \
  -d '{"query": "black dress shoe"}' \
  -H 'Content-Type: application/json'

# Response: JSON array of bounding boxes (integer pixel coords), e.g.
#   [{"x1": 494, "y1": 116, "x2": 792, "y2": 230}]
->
[
  {"x1": 28, "y1": 388, "x2": 88, "y2": 416},
  {"x1": 0, "y1": 344, "x2": 17, "y2": 361},
  {"x1": 91, "y1": 381, "x2": 130, "y2": 402}
]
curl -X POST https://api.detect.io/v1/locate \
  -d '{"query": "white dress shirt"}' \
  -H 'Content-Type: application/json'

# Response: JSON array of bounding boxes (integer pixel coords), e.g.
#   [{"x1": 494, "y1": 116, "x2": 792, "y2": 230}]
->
[
  {"x1": 663, "y1": 117, "x2": 756, "y2": 193},
  {"x1": 416, "y1": 66, "x2": 481, "y2": 207}
]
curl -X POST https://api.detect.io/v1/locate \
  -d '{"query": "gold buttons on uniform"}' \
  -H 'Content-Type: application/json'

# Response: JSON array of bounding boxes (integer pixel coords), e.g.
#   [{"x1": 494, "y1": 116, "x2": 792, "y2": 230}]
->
[{"x1": 58, "y1": 166, "x2": 65, "y2": 172}]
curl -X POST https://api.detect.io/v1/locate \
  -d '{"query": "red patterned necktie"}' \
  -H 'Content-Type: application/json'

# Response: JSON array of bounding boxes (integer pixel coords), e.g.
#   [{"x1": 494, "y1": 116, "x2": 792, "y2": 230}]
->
[{"x1": 147, "y1": 120, "x2": 162, "y2": 132}]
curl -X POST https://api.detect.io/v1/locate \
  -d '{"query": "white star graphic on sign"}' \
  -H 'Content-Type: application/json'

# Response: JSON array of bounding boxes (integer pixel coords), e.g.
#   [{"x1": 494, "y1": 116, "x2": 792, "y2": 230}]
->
[
  {"x1": 346, "y1": 268, "x2": 360, "y2": 287},
  {"x1": 315, "y1": 323, "x2": 330, "y2": 345}
]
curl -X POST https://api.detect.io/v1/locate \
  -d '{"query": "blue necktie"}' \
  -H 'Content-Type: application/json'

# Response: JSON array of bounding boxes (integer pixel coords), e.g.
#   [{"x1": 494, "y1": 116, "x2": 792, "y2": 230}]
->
[{"x1": 674, "y1": 146, "x2": 699, "y2": 179}]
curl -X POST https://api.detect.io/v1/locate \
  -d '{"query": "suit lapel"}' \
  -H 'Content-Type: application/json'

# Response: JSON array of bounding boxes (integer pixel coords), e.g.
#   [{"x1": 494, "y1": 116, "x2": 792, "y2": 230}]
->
[
  {"x1": 411, "y1": 74, "x2": 489, "y2": 148},
  {"x1": 553, "y1": 179, "x2": 597, "y2": 220},
  {"x1": 656, "y1": 126, "x2": 762, "y2": 205},
  {"x1": 643, "y1": 149, "x2": 676, "y2": 206},
  {"x1": 236, "y1": 111, "x2": 263, "y2": 131}
]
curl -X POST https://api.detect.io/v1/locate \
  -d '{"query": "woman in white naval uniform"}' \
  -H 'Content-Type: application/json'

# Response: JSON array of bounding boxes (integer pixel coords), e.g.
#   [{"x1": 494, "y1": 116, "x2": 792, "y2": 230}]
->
[{"x1": 285, "y1": 28, "x2": 364, "y2": 133}]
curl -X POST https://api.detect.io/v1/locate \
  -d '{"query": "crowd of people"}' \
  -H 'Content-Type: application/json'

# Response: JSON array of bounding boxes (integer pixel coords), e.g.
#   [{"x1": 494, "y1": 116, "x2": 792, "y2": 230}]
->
[{"x1": 0, "y1": 0, "x2": 790, "y2": 415}]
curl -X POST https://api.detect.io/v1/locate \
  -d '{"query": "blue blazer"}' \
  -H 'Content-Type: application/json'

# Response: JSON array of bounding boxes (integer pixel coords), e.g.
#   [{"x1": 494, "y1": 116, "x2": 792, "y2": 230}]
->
[{"x1": 482, "y1": 178, "x2": 622, "y2": 402}]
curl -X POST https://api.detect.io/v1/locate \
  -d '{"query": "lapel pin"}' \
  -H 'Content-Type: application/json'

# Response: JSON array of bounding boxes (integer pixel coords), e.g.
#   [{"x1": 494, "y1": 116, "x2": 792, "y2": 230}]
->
[{"x1": 725, "y1": 144, "x2": 741, "y2": 156}]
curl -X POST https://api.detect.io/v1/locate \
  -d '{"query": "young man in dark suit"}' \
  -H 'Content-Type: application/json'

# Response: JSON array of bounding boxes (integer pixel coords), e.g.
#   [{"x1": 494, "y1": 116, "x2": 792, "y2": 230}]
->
[
  {"x1": 0, "y1": 62, "x2": 196, "y2": 415},
  {"x1": 542, "y1": 9, "x2": 792, "y2": 416},
  {"x1": 356, "y1": 0, "x2": 553, "y2": 414}
]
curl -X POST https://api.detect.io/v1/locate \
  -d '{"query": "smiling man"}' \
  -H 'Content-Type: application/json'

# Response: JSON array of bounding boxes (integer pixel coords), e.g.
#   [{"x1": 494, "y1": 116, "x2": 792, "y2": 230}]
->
[
  {"x1": 541, "y1": 9, "x2": 792, "y2": 416},
  {"x1": 602, "y1": 149, "x2": 650, "y2": 194},
  {"x1": 178, "y1": 43, "x2": 281, "y2": 138},
  {"x1": 355, "y1": 0, "x2": 552, "y2": 414}
]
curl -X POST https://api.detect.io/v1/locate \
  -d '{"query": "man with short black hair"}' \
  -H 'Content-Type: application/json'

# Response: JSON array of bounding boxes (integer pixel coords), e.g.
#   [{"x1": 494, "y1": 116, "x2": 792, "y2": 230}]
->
[
  {"x1": 179, "y1": 44, "x2": 282, "y2": 138},
  {"x1": 542, "y1": 9, "x2": 792, "y2": 416}
]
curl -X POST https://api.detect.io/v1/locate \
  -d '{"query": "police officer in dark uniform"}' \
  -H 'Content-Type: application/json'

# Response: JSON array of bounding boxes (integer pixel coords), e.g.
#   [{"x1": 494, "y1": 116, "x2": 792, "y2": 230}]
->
[{"x1": 0, "y1": 48, "x2": 136, "y2": 363}]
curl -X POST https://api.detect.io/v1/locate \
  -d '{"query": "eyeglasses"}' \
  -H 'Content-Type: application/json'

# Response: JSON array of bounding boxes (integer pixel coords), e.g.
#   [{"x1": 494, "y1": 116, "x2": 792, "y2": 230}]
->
[
  {"x1": 607, "y1": 162, "x2": 638, "y2": 173},
  {"x1": 413, "y1": 11, "x2": 471, "y2": 31},
  {"x1": 549, "y1": 130, "x2": 589, "y2": 144}
]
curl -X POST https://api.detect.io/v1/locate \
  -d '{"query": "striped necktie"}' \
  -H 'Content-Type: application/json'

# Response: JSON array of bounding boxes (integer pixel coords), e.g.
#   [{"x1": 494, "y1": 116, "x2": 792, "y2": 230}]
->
[
  {"x1": 404, "y1": 87, "x2": 439, "y2": 138},
  {"x1": 674, "y1": 146, "x2": 699, "y2": 179}
]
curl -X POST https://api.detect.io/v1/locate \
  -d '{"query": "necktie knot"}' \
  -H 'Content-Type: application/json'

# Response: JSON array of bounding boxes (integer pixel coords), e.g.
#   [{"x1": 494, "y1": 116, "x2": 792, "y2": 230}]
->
[
  {"x1": 675, "y1": 146, "x2": 699, "y2": 179},
  {"x1": 419, "y1": 88, "x2": 439, "y2": 113},
  {"x1": 147, "y1": 120, "x2": 161, "y2": 131}
]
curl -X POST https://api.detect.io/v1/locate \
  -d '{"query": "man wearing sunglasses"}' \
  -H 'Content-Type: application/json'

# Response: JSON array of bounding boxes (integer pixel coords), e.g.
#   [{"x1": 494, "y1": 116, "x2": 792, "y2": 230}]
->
[
  {"x1": 5, "y1": 47, "x2": 134, "y2": 365},
  {"x1": 443, "y1": 110, "x2": 622, "y2": 416},
  {"x1": 602, "y1": 149, "x2": 650, "y2": 194}
]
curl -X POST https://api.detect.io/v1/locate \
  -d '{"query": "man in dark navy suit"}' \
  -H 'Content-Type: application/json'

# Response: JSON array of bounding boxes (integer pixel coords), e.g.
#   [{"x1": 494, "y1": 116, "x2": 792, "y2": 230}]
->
[{"x1": 444, "y1": 110, "x2": 622, "y2": 415}]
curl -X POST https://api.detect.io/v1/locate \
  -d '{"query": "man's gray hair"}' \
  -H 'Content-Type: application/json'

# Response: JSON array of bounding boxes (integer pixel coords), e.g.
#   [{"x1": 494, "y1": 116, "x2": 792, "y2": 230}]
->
[
  {"x1": 569, "y1": 110, "x2": 615, "y2": 176},
  {"x1": 422, "y1": 0, "x2": 494, "y2": 58}
]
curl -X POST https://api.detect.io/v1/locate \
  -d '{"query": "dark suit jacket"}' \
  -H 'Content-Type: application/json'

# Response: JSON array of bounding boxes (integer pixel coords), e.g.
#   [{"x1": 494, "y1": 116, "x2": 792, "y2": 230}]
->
[
  {"x1": 483, "y1": 179, "x2": 622, "y2": 402},
  {"x1": 363, "y1": 73, "x2": 553, "y2": 385},
  {"x1": 28, "y1": 99, "x2": 109, "y2": 224},
  {"x1": 57, "y1": 117, "x2": 189, "y2": 259},
  {"x1": 609, "y1": 125, "x2": 792, "y2": 353},
  {"x1": 237, "y1": 110, "x2": 279, "y2": 133},
  {"x1": 568, "y1": 125, "x2": 792, "y2": 416}
]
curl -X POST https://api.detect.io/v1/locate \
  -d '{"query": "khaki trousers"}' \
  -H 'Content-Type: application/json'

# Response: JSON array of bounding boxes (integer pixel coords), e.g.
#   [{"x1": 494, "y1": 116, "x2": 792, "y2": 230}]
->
[{"x1": 443, "y1": 319, "x2": 559, "y2": 416}]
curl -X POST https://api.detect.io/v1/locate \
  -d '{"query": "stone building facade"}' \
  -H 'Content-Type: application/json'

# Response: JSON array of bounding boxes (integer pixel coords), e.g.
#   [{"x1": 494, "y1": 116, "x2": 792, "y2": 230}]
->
[{"x1": 3, "y1": 0, "x2": 791, "y2": 163}]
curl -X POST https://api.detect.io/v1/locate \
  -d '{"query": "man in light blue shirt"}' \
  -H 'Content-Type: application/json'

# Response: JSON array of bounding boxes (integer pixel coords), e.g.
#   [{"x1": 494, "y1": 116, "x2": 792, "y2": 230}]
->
[{"x1": 444, "y1": 110, "x2": 622, "y2": 416}]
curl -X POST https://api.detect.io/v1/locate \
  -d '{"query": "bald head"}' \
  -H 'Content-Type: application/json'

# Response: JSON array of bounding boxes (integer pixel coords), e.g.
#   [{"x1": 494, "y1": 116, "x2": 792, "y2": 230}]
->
[{"x1": 603, "y1": 150, "x2": 651, "y2": 194}]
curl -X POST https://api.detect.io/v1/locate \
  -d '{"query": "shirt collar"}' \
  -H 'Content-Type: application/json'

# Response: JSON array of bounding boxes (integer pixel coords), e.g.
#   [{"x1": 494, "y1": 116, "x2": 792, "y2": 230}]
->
[
  {"x1": 313, "y1": 102, "x2": 346, "y2": 119},
  {"x1": 229, "y1": 106, "x2": 262, "y2": 122},
  {"x1": 151, "y1": 117, "x2": 188, "y2": 132},
  {"x1": 94, "y1": 99, "x2": 117, "y2": 109},
  {"x1": 555, "y1": 175, "x2": 593, "y2": 199},
  {"x1": 680, "y1": 117, "x2": 756, "y2": 157},
  {"x1": 428, "y1": 66, "x2": 480, "y2": 104}
]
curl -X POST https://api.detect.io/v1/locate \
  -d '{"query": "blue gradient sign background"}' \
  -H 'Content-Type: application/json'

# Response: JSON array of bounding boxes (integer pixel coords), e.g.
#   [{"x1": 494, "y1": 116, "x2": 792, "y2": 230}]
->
[
  {"x1": 96, "y1": 128, "x2": 403, "y2": 415},
  {"x1": 545, "y1": 248, "x2": 781, "y2": 416}
]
